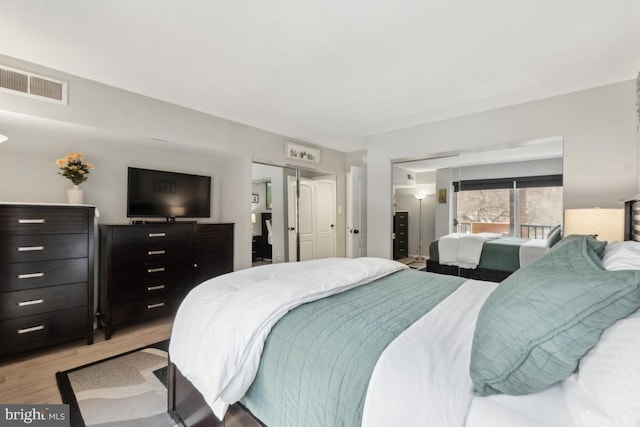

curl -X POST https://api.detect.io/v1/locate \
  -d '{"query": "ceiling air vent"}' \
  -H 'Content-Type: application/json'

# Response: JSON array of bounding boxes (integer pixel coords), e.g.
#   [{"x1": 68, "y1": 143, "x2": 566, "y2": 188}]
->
[{"x1": 0, "y1": 65, "x2": 68, "y2": 105}]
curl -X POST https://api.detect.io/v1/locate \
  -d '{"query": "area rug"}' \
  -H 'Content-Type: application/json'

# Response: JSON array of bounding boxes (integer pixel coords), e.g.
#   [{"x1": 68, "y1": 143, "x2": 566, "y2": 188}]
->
[{"x1": 56, "y1": 340, "x2": 177, "y2": 427}]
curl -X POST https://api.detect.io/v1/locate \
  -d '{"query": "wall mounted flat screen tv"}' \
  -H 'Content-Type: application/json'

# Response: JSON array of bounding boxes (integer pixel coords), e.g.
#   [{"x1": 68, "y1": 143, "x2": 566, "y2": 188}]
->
[{"x1": 127, "y1": 167, "x2": 211, "y2": 220}]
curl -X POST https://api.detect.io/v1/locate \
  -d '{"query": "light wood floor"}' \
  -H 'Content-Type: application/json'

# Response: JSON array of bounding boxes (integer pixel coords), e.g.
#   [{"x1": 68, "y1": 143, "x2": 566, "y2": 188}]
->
[{"x1": 0, "y1": 317, "x2": 173, "y2": 404}]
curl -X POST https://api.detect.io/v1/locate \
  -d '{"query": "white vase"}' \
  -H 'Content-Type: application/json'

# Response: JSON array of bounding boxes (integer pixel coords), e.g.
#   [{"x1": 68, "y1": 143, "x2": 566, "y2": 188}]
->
[{"x1": 67, "y1": 185, "x2": 84, "y2": 204}]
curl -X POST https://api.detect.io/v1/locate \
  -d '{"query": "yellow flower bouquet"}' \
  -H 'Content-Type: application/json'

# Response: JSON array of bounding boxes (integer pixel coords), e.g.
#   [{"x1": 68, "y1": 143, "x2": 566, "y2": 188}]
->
[{"x1": 56, "y1": 152, "x2": 95, "y2": 186}]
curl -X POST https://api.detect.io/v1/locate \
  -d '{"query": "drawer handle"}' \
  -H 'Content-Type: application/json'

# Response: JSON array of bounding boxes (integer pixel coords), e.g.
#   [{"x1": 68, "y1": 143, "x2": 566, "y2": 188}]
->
[
  {"x1": 17, "y1": 325, "x2": 45, "y2": 334},
  {"x1": 18, "y1": 272, "x2": 44, "y2": 279},
  {"x1": 18, "y1": 298, "x2": 44, "y2": 307},
  {"x1": 147, "y1": 285, "x2": 165, "y2": 291},
  {"x1": 147, "y1": 302, "x2": 165, "y2": 309},
  {"x1": 18, "y1": 219, "x2": 46, "y2": 224},
  {"x1": 148, "y1": 233, "x2": 166, "y2": 238},
  {"x1": 147, "y1": 267, "x2": 165, "y2": 273},
  {"x1": 17, "y1": 246, "x2": 45, "y2": 252},
  {"x1": 148, "y1": 250, "x2": 166, "y2": 255}
]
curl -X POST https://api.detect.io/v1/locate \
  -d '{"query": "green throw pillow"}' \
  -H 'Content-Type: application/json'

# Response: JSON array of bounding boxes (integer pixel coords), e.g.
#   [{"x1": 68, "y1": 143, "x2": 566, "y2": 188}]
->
[
  {"x1": 470, "y1": 235, "x2": 640, "y2": 396},
  {"x1": 546, "y1": 225, "x2": 562, "y2": 248}
]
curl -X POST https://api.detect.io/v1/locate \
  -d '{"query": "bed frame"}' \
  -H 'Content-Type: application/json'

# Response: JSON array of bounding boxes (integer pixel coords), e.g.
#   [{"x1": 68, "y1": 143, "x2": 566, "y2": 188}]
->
[
  {"x1": 168, "y1": 356, "x2": 263, "y2": 426},
  {"x1": 425, "y1": 260, "x2": 512, "y2": 282},
  {"x1": 168, "y1": 200, "x2": 639, "y2": 426}
]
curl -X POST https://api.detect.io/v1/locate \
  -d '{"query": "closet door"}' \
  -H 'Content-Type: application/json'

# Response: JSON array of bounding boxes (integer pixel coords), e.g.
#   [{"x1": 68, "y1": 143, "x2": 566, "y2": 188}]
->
[
  {"x1": 287, "y1": 176, "x2": 298, "y2": 262},
  {"x1": 347, "y1": 166, "x2": 367, "y2": 258},
  {"x1": 315, "y1": 178, "x2": 336, "y2": 258},
  {"x1": 297, "y1": 178, "x2": 315, "y2": 261}
]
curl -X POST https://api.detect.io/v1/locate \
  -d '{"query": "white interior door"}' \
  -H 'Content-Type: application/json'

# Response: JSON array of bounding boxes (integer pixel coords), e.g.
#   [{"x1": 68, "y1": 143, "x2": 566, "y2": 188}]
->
[
  {"x1": 287, "y1": 176, "x2": 298, "y2": 261},
  {"x1": 347, "y1": 166, "x2": 367, "y2": 257},
  {"x1": 315, "y1": 178, "x2": 336, "y2": 258},
  {"x1": 297, "y1": 178, "x2": 315, "y2": 261},
  {"x1": 288, "y1": 173, "x2": 337, "y2": 262}
]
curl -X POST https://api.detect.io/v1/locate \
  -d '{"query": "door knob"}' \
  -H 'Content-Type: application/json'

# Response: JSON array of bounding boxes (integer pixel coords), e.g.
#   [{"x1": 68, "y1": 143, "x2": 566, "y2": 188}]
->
[{"x1": 353, "y1": 229, "x2": 360, "y2": 234}]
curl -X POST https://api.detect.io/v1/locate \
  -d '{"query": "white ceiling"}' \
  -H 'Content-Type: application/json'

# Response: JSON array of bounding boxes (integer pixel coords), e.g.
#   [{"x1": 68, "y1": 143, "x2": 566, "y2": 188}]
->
[
  {"x1": 397, "y1": 136, "x2": 563, "y2": 172},
  {"x1": 1, "y1": 1, "x2": 639, "y2": 153}
]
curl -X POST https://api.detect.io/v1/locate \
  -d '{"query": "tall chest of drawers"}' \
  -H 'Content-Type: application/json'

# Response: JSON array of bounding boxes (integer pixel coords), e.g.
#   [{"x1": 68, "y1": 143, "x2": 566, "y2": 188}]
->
[
  {"x1": 0, "y1": 204, "x2": 95, "y2": 357},
  {"x1": 393, "y1": 211, "x2": 409, "y2": 259},
  {"x1": 99, "y1": 223, "x2": 234, "y2": 339}
]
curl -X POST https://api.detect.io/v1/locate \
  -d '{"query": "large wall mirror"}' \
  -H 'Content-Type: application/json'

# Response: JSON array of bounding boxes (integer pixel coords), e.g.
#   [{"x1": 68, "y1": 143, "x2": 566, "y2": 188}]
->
[
  {"x1": 252, "y1": 162, "x2": 337, "y2": 266},
  {"x1": 391, "y1": 137, "x2": 563, "y2": 273}
]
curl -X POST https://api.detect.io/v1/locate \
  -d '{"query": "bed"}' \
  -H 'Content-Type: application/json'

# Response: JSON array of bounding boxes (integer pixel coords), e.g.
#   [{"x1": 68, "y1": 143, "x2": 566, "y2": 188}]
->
[
  {"x1": 167, "y1": 204, "x2": 640, "y2": 427},
  {"x1": 426, "y1": 225, "x2": 562, "y2": 281}
]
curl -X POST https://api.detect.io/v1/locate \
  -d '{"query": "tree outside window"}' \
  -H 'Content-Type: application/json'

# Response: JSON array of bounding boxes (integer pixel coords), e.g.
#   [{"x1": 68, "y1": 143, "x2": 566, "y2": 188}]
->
[{"x1": 457, "y1": 186, "x2": 562, "y2": 238}]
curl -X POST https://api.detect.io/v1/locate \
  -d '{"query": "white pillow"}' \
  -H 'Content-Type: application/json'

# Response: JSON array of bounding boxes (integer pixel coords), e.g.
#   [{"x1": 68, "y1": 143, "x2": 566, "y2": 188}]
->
[
  {"x1": 563, "y1": 308, "x2": 640, "y2": 427},
  {"x1": 601, "y1": 241, "x2": 640, "y2": 270}
]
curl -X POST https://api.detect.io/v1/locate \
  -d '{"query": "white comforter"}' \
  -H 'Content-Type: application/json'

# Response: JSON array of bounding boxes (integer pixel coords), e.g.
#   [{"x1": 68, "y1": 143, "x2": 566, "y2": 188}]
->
[
  {"x1": 519, "y1": 238, "x2": 549, "y2": 268},
  {"x1": 364, "y1": 279, "x2": 498, "y2": 427},
  {"x1": 169, "y1": 257, "x2": 407, "y2": 418},
  {"x1": 438, "y1": 233, "x2": 492, "y2": 268}
]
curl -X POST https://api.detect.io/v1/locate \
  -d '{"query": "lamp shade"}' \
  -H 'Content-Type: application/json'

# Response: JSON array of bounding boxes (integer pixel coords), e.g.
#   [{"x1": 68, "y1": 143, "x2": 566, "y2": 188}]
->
[
  {"x1": 563, "y1": 208, "x2": 624, "y2": 242},
  {"x1": 414, "y1": 183, "x2": 436, "y2": 199}
]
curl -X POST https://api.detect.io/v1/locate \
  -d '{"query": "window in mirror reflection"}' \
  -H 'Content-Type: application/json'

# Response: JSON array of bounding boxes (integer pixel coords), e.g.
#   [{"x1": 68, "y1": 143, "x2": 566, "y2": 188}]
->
[{"x1": 455, "y1": 176, "x2": 562, "y2": 239}]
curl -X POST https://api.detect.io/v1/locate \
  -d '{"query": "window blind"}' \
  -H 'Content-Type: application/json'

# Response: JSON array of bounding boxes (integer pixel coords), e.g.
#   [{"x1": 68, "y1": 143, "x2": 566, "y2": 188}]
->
[{"x1": 453, "y1": 174, "x2": 562, "y2": 192}]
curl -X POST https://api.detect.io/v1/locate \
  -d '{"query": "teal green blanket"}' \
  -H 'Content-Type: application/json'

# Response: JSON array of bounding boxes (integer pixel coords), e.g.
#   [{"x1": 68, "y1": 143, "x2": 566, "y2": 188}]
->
[{"x1": 240, "y1": 269, "x2": 466, "y2": 427}]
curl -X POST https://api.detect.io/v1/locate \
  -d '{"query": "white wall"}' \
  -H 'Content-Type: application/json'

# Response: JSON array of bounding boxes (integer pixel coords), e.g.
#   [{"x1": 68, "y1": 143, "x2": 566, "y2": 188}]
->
[
  {"x1": 0, "y1": 54, "x2": 347, "y2": 269},
  {"x1": 0, "y1": 130, "x2": 235, "y2": 222},
  {"x1": 457, "y1": 158, "x2": 562, "y2": 182},
  {"x1": 2, "y1": 56, "x2": 633, "y2": 263},
  {"x1": 366, "y1": 80, "x2": 638, "y2": 258}
]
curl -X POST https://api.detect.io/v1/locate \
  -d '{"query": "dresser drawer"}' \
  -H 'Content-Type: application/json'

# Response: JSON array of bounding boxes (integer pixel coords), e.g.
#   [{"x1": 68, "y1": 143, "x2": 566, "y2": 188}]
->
[
  {"x1": 0, "y1": 258, "x2": 88, "y2": 292},
  {"x1": 0, "y1": 234, "x2": 88, "y2": 263},
  {"x1": 0, "y1": 206, "x2": 90, "y2": 235},
  {"x1": 0, "y1": 306, "x2": 87, "y2": 356},
  {"x1": 0, "y1": 282, "x2": 87, "y2": 321},
  {"x1": 111, "y1": 240, "x2": 193, "y2": 268},
  {"x1": 111, "y1": 224, "x2": 193, "y2": 248},
  {"x1": 112, "y1": 292, "x2": 185, "y2": 324},
  {"x1": 111, "y1": 263, "x2": 193, "y2": 302}
]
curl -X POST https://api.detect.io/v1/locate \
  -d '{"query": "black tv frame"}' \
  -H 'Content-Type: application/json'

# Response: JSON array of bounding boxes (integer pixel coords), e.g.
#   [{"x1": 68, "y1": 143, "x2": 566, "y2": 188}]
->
[{"x1": 126, "y1": 167, "x2": 212, "y2": 222}]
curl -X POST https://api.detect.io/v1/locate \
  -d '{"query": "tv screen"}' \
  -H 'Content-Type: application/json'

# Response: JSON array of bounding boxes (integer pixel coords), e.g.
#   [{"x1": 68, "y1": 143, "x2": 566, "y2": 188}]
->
[{"x1": 127, "y1": 167, "x2": 211, "y2": 219}]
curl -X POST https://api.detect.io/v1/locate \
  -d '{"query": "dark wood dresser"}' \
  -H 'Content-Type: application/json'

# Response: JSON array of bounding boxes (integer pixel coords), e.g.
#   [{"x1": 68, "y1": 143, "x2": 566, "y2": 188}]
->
[
  {"x1": 194, "y1": 224, "x2": 234, "y2": 285},
  {"x1": 0, "y1": 204, "x2": 95, "y2": 357},
  {"x1": 393, "y1": 211, "x2": 409, "y2": 259},
  {"x1": 99, "y1": 222, "x2": 233, "y2": 339}
]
